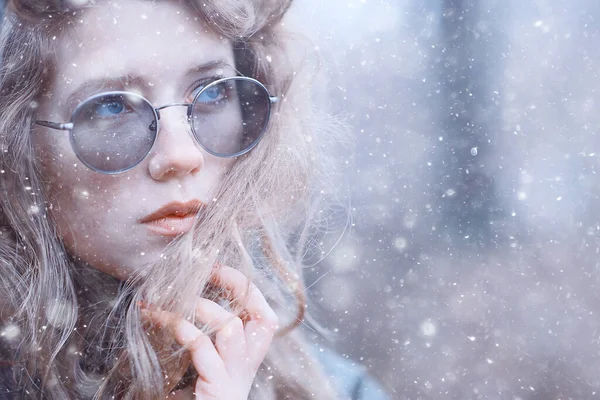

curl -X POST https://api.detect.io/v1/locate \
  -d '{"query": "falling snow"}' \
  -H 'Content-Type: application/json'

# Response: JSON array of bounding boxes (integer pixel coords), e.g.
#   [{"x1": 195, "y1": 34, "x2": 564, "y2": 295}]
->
[
  {"x1": 0, "y1": 0, "x2": 595, "y2": 398},
  {"x1": 0, "y1": 324, "x2": 20, "y2": 342},
  {"x1": 292, "y1": 0, "x2": 600, "y2": 398}
]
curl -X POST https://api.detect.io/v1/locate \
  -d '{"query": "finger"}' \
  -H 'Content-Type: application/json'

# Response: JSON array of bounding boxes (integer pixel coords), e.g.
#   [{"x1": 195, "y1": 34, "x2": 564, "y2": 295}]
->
[
  {"x1": 212, "y1": 267, "x2": 279, "y2": 365},
  {"x1": 195, "y1": 298, "x2": 247, "y2": 374},
  {"x1": 244, "y1": 311, "x2": 278, "y2": 369},
  {"x1": 141, "y1": 308, "x2": 226, "y2": 382},
  {"x1": 212, "y1": 266, "x2": 273, "y2": 320}
]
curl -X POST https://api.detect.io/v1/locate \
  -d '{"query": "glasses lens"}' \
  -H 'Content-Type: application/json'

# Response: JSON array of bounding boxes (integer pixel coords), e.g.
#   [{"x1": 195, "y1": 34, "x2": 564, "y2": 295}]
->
[
  {"x1": 70, "y1": 92, "x2": 157, "y2": 173},
  {"x1": 191, "y1": 78, "x2": 270, "y2": 156}
]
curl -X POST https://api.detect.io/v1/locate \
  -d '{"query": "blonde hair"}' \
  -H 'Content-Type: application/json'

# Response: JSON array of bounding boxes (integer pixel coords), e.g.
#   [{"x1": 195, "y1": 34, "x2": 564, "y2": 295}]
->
[{"x1": 0, "y1": 0, "x2": 344, "y2": 398}]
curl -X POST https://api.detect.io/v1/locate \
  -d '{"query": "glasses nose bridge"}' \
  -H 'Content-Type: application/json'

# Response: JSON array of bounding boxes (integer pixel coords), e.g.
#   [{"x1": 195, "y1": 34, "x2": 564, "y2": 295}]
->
[{"x1": 154, "y1": 102, "x2": 193, "y2": 120}]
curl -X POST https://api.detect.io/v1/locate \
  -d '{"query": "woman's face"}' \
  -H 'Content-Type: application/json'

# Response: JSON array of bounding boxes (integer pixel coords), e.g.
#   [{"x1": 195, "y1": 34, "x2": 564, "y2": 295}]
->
[{"x1": 33, "y1": 0, "x2": 237, "y2": 279}]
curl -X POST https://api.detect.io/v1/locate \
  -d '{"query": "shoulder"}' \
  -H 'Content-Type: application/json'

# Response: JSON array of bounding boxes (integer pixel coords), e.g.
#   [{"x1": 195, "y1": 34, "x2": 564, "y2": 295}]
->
[{"x1": 315, "y1": 348, "x2": 390, "y2": 400}]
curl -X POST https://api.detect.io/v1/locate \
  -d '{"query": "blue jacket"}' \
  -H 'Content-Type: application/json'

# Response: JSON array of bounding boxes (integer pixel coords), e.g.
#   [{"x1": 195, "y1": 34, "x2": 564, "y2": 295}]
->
[{"x1": 317, "y1": 348, "x2": 390, "y2": 400}]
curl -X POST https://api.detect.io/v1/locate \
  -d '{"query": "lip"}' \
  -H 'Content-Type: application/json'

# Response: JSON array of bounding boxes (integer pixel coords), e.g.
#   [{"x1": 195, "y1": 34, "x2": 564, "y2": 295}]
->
[{"x1": 139, "y1": 200, "x2": 204, "y2": 236}]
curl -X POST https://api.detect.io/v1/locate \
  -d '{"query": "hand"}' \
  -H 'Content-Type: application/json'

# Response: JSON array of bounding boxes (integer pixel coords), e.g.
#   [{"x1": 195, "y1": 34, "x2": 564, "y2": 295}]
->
[{"x1": 141, "y1": 266, "x2": 279, "y2": 399}]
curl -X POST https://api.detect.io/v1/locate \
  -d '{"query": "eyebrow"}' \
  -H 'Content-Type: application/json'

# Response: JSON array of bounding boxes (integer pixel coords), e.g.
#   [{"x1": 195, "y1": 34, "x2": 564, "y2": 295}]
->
[
  {"x1": 63, "y1": 59, "x2": 234, "y2": 111},
  {"x1": 184, "y1": 59, "x2": 233, "y2": 77},
  {"x1": 64, "y1": 76, "x2": 144, "y2": 111}
]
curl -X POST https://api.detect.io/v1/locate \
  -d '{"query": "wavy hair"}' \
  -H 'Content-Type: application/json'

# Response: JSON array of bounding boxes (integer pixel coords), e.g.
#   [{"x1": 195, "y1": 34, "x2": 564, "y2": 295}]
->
[{"x1": 0, "y1": 0, "x2": 344, "y2": 398}]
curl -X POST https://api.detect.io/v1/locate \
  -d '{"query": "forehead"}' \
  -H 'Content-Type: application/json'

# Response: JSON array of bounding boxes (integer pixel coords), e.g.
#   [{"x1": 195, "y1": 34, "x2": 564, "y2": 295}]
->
[{"x1": 53, "y1": 0, "x2": 234, "y2": 89}]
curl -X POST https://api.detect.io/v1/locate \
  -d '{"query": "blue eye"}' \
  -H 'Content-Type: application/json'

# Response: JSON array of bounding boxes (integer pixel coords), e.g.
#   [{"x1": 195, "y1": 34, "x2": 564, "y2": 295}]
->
[
  {"x1": 95, "y1": 98, "x2": 125, "y2": 116},
  {"x1": 195, "y1": 82, "x2": 228, "y2": 104}
]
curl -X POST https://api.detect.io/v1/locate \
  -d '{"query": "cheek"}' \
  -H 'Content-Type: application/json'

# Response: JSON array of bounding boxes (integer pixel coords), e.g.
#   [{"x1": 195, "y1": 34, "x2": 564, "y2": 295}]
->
[
  {"x1": 45, "y1": 174, "x2": 147, "y2": 274},
  {"x1": 33, "y1": 134, "x2": 127, "y2": 253},
  {"x1": 34, "y1": 133, "x2": 97, "y2": 228},
  {"x1": 32, "y1": 124, "x2": 78, "y2": 181},
  {"x1": 46, "y1": 173, "x2": 109, "y2": 246},
  {"x1": 200, "y1": 159, "x2": 235, "y2": 193}
]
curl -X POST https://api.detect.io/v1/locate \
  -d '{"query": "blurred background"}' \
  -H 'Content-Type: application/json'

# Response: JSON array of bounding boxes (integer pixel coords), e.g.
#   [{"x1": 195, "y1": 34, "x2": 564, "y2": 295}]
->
[{"x1": 291, "y1": 0, "x2": 600, "y2": 398}]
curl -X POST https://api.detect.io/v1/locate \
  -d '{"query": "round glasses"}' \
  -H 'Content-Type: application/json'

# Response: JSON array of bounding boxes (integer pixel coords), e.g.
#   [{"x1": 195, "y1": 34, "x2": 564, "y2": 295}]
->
[{"x1": 35, "y1": 76, "x2": 278, "y2": 174}]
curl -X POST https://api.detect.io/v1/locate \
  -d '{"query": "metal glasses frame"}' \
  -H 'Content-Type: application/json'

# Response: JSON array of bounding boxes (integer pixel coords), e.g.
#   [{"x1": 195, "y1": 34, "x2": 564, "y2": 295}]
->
[{"x1": 35, "y1": 76, "x2": 279, "y2": 174}]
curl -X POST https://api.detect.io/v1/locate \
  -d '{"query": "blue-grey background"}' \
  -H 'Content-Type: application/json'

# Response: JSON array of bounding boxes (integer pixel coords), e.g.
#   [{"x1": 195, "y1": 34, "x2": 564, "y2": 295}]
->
[{"x1": 292, "y1": 0, "x2": 600, "y2": 398}]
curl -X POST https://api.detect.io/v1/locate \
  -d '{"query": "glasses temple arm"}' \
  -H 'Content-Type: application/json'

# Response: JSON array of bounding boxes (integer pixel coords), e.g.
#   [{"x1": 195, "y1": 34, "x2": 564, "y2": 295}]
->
[
  {"x1": 269, "y1": 96, "x2": 279, "y2": 104},
  {"x1": 35, "y1": 121, "x2": 73, "y2": 131}
]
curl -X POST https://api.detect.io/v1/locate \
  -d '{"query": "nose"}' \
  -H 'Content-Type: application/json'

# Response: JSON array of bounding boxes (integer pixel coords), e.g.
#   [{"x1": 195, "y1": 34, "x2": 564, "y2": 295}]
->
[{"x1": 146, "y1": 106, "x2": 203, "y2": 181}]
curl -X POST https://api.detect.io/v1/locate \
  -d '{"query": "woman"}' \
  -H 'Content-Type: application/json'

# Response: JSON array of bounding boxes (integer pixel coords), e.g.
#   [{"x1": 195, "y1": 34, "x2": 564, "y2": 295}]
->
[{"x1": 0, "y1": 0, "x2": 387, "y2": 399}]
